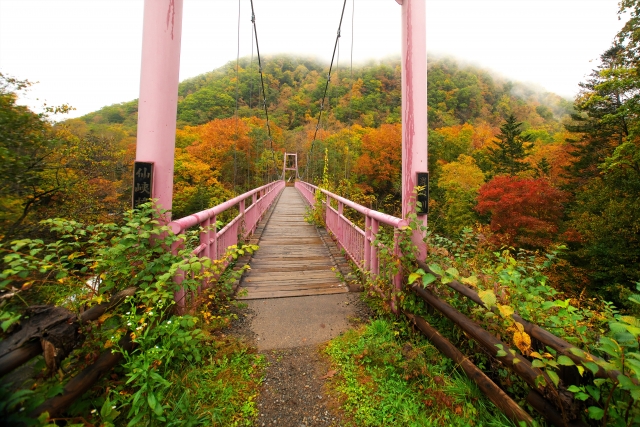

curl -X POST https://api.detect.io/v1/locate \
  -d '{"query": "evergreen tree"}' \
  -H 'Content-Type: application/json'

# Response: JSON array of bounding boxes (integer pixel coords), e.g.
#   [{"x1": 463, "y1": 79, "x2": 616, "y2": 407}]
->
[{"x1": 487, "y1": 115, "x2": 533, "y2": 176}]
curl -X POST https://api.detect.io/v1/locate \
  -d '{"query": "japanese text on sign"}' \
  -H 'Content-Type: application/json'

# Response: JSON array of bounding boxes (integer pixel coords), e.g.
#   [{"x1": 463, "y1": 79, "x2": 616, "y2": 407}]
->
[{"x1": 132, "y1": 162, "x2": 153, "y2": 209}]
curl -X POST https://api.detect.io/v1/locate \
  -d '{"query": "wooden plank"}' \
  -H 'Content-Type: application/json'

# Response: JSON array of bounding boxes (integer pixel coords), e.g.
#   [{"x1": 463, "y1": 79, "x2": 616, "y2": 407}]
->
[
  {"x1": 242, "y1": 282, "x2": 344, "y2": 291},
  {"x1": 244, "y1": 265, "x2": 333, "y2": 273},
  {"x1": 239, "y1": 287, "x2": 347, "y2": 300},
  {"x1": 243, "y1": 277, "x2": 340, "y2": 286},
  {"x1": 244, "y1": 270, "x2": 337, "y2": 280},
  {"x1": 239, "y1": 187, "x2": 344, "y2": 299}
]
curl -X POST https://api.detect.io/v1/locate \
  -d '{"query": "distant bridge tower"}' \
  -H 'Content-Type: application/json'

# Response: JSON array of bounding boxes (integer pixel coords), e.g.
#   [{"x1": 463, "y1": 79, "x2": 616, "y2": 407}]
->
[{"x1": 282, "y1": 153, "x2": 299, "y2": 183}]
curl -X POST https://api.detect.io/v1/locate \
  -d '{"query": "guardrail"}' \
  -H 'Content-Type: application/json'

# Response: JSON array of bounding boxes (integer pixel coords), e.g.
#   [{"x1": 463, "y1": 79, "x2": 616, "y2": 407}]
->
[
  {"x1": 295, "y1": 180, "x2": 405, "y2": 312},
  {"x1": 169, "y1": 180, "x2": 285, "y2": 309}
]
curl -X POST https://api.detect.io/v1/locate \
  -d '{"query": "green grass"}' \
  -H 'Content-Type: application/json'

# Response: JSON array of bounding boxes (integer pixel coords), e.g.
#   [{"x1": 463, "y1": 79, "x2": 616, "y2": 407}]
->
[
  {"x1": 161, "y1": 336, "x2": 266, "y2": 427},
  {"x1": 324, "y1": 319, "x2": 519, "y2": 427}
]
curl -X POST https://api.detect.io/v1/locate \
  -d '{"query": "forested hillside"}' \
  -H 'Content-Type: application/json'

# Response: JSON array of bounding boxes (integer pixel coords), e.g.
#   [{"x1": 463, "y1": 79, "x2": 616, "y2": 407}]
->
[
  {"x1": 2, "y1": 47, "x2": 638, "y2": 310},
  {"x1": 5, "y1": 2, "x2": 640, "y2": 424}
]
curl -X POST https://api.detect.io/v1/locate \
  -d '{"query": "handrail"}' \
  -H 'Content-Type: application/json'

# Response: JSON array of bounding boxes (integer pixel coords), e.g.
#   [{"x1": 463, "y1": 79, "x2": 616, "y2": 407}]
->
[
  {"x1": 168, "y1": 181, "x2": 283, "y2": 234},
  {"x1": 170, "y1": 180, "x2": 285, "y2": 310},
  {"x1": 295, "y1": 181, "x2": 405, "y2": 228},
  {"x1": 295, "y1": 180, "x2": 404, "y2": 312}
]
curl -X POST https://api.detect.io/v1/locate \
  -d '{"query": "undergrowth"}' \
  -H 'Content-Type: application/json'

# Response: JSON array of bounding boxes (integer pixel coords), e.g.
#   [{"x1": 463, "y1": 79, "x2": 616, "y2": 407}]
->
[
  {"x1": 0, "y1": 202, "x2": 265, "y2": 426},
  {"x1": 324, "y1": 318, "x2": 518, "y2": 427}
]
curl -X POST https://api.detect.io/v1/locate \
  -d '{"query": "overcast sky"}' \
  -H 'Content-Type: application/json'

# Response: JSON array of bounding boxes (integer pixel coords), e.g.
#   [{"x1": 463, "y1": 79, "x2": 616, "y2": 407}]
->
[{"x1": 0, "y1": 0, "x2": 624, "y2": 119}]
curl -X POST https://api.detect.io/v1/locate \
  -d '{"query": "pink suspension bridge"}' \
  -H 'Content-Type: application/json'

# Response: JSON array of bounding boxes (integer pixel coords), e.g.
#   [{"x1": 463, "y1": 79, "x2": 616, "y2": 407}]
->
[{"x1": 134, "y1": 0, "x2": 428, "y2": 312}]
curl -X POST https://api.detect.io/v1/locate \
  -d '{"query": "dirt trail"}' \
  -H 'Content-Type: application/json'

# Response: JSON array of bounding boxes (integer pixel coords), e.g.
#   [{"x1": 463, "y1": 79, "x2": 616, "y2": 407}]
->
[{"x1": 230, "y1": 291, "x2": 372, "y2": 427}]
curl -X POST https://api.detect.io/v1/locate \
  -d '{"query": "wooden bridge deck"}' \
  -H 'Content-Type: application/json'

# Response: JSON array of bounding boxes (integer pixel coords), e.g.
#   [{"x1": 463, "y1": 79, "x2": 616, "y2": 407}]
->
[{"x1": 239, "y1": 187, "x2": 347, "y2": 299}]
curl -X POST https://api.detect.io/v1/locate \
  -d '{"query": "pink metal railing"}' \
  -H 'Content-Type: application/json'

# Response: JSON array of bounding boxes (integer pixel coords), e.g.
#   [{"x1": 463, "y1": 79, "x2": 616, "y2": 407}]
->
[
  {"x1": 169, "y1": 180, "x2": 285, "y2": 309},
  {"x1": 295, "y1": 181, "x2": 406, "y2": 312}
]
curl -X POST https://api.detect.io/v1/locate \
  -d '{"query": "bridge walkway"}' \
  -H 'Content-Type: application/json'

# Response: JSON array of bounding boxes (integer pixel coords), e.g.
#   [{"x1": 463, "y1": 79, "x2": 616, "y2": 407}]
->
[{"x1": 238, "y1": 187, "x2": 348, "y2": 299}]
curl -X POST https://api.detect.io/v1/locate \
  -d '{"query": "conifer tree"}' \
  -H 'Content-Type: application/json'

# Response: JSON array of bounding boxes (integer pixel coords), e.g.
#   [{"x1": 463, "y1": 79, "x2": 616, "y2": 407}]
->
[{"x1": 487, "y1": 115, "x2": 533, "y2": 176}]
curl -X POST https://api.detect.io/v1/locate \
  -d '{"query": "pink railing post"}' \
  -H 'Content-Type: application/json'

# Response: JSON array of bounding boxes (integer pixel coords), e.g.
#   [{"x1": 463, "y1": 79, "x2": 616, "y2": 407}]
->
[
  {"x1": 211, "y1": 214, "x2": 218, "y2": 260},
  {"x1": 338, "y1": 201, "x2": 344, "y2": 249},
  {"x1": 201, "y1": 218, "x2": 211, "y2": 259},
  {"x1": 391, "y1": 228, "x2": 403, "y2": 313},
  {"x1": 399, "y1": 0, "x2": 428, "y2": 259},
  {"x1": 364, "y1": 216, "x2": 372, "y2": 271},
  {"x1": 171, "y1": 234, "x2": 186, "y2": 312},
  {"x1": 371, "y1": 219, "x2": 379, "y2": 276},
  {"x1": 135, "y1": 0, "x2": 183, "y2": 220}
]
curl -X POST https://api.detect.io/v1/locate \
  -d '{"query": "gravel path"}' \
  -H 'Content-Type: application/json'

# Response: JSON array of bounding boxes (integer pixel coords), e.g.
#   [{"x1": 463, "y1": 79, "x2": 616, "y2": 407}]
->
[{"x1": 228, "y1": 293, "x2": 374, "y2": 427}]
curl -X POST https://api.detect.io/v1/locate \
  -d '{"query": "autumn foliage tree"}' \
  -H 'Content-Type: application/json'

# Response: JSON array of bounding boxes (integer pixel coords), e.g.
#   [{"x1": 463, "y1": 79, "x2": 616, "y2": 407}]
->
[
  {"x1": 353, "y1": 124, "x2": 401, "y2": 200},
  {"x1": 476, "y1": 176, "x2": 567, "y2": 249}
]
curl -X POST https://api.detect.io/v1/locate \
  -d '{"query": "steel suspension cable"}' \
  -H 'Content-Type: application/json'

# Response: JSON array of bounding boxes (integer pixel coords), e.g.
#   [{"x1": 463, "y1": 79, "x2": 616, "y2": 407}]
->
[
  {"x1": 347, "y1": 0, "x2": 355, "y2": 179},
  {"x1": 304, "y1": 0, "x2": 348, "y2": 182},
  {"x1": 249, "y1": 0, "x2": 278, "y2": 181},
  {"x1": 233, "y1": 0, "x2": 241, "y2": 192}
]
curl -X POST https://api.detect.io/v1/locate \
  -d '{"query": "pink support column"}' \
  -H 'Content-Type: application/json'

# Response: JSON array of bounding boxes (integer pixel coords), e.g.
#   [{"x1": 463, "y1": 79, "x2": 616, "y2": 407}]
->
[
  {"x1": 136, "y1": 0, "x2": 184, "y2": 220},
  {"x1": 399, "y1": 0, "x2": 428, "y2": 259}
]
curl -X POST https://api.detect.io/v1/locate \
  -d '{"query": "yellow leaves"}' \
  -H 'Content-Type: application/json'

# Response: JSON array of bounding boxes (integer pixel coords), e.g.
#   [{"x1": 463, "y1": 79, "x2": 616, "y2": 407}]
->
[
  {"x1": 104, "y1": 340, "x2": 113, "y2": 348},
  {"x1": 438, "y1": 154, "x2": 485, "y2": 193},
  {"x1": 498, "y1": 304, "x2": 514, "y2": 319},
  {"x1": 460, "y1": 275, "x2": 479, "y2": 287},
  {"x1": 513, "y1": 330, "x2": 531, "y2": 354},
  {"x1": 511, "y1": 322, "x2": 531, "y2": 354},
  {"x1": 97, "y1": 313, "x2": 112, "y2": 325},
  {"x1": 478, "y1": 289, "x2": 497, "y2": 309}
]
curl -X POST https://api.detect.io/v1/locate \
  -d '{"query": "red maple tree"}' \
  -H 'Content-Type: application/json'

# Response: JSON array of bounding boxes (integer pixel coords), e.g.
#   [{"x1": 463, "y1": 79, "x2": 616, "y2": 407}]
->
[{"x1": 475, "y1": 176, "x2": 567, "y2": 249}]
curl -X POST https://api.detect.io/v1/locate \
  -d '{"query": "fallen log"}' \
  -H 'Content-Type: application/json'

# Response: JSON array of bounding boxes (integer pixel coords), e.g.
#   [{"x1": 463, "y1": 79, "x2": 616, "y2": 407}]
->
[
  {"x1": 30, "y1": 334, "x2": 134, "y2": 420},
  {"x1": 411, "y1": 284, "x2": 579, "y2": 421},
  {"x1": 0, "y1": 341, "x2": 41, "y2": 377},
  {"x1": 416, "y1": 260, "x2": 632, "y2": 386},
  {"x1": 79, "y1": 287, "x2": 137, "y2": 323},
  {"x1": 526, "y1": 390, "x2": 588, "y2": 427},
  {"x1": 0, "y1": 287, "x2": 137, "y2": 377},
  {"x1": 404, "y1": 311, "x2": 535, "y2": 426}
]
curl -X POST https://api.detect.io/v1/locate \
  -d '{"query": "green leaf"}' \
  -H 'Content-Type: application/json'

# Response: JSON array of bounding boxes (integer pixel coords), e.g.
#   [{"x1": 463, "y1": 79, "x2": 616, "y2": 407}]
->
[
  {"x1": 191, "y1": 262, "x2": 202, "y2": 273},
  {"x1": 45, "y1": 383, "x2": 64, "y2": 398},
  {"x1": 545, "y1": 369, "x2": 560, "y2": 387},
  {"x1": 153, "y1": 401, "x2": 164, "y2": 417},
  {"x1": 408, "y1": 273, "x2": 421, "y2": 285},
  {"x1": 422, "y1": 273, "x2": 436, "y2": 286},
  {"x1": 617, "y1": 374, "x2": 635, "y2": 389},
  {"x1": 428, "y1": 264, "x2": 444, "y2": 276},
  {"x1": 568, "y1": 347, "x2": 586, "y2": 358},
  {"x1": 587, "y1": 406, "x2": 604, "y2": 420},
  {"x1": 445, "y1": 267, "x2": 459, "y2": 278},
  {"x1": 532, "y1": 360, "x2": 546, "y2": 369},
  {"x1": 147, "y1": 392, "x2": 157, "y2": 411},
  {"x1": 557, "y1": 355, "x2": 575, "y2": 366},
  {"x1": 584, "y1": 361, "x2": 600, "y2": 374},
  {"x1": 101, "y1": 398, "x2": 113, "y2": 419}
]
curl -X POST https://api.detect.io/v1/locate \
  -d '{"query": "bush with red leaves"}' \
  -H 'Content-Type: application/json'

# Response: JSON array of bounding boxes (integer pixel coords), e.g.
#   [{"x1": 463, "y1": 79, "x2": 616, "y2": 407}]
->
[{"x1": 475, "y1": 176, "x2": 567, "y2": 249}]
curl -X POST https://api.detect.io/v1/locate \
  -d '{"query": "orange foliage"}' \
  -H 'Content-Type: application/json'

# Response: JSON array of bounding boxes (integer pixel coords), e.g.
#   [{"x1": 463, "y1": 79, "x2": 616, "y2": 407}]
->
[
  {"x1": 181, "y1": 118, "x2": 251, "y2": 168},
  {"x1": 471, "y1": 121, "x2": 499, "y2": 149},
  {"x1": 353, "y1": 124, "x2": 401, "y2": 193}
]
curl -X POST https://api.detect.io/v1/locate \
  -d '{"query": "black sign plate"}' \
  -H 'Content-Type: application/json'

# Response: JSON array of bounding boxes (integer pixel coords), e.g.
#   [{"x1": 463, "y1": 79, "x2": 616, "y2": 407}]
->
[
  {"x1": 132, "y1": 162, "x2": 153, "y2": 209},
  {"x1": 416, "y1": 172, "x2": 429, "y2": 215}
]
